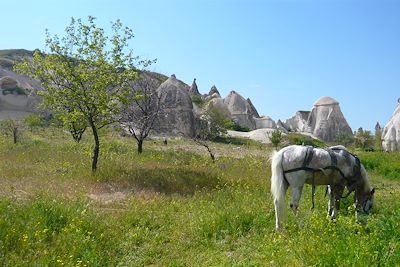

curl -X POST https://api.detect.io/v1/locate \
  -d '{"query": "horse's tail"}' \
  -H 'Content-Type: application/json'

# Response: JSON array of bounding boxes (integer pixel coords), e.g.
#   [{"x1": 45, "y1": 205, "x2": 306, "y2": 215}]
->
[{"x1": 270, "y1": 148, "x2": 287, "y2": 229}]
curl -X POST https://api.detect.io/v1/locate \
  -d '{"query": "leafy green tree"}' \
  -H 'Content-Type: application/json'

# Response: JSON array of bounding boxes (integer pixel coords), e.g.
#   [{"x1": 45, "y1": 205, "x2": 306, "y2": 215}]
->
[
  {"x1": 268, "y1": 129, "x2": 282, "y2": 149},
  {"x1": 16, "y1": 16, "x2": 139, "y2": 171},
  {"x1": 355, "y1": 127, "x2": 374, "y2": 151}
]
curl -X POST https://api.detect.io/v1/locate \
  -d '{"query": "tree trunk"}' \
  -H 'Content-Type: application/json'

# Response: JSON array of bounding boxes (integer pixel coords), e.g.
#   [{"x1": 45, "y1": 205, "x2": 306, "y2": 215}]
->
[
  {"x1": 137, "y1": 139, "x2": 143, "y2": 154},
  {"x1": 13, "y1": 127, "x2": 17, "y2": 144},
  {"x1": 90, "y1": 123, "x2": 100, "y2": 172},
  {"x1": 206, "y1": 145, "x2": 215, "y2": 162}
]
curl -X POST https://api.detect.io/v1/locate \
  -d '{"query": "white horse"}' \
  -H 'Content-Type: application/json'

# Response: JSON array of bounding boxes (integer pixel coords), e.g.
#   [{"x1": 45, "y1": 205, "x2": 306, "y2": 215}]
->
[{"x1": 271, "y1": 145, "x2": 375, "y2": 231}]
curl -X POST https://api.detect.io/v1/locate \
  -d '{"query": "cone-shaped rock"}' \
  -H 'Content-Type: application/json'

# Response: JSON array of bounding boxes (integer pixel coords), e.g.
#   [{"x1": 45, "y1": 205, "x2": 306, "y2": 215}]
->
[
  {"x1": 223, "y1": 90, "x2": 257, "y2": 130},
  {"x1": 156, "y1": 74, "x2": 195, "y2": 137},
  {"x1": 208, "y1": 85, "x2": 220, "y2": 98},
  {"x1": 246, "y1": 98, "x2": 260, "y2": 118},
  {"x1": 304, "y1": 96, "x2": 352, "y2": 142},
  {"x1": 382, "y1": 100, "x2": 400, "y2": 151},
  {"x1": 189, "y1": 78, "x2": 200, "y2": 96}
]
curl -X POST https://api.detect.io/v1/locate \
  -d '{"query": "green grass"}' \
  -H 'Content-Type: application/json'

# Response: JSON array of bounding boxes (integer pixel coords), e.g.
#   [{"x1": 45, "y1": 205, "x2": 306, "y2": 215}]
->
[
  {"x1": 0, "y1": 128, "x2": 399, "y2": 266},
  {"x1": 358, "y1": 151, "x2": 400, "y2": 180}
]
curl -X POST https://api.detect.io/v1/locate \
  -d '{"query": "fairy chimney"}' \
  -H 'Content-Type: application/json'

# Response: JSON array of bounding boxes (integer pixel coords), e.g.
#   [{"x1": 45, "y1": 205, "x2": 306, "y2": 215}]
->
[
  {"x1": 156, "y1": 74, "x2": 195, "y2": 137},
  {"x1": 382, "y1": 99, "x2": 400, "y2": 152},
  {"x1": 189, "y1": 78, "x2": 200, "y2": 96},
  {"x1": 305, "y1": 96, "x2": 352, "y2": 142},
  {"x1": 223, "y1": 90, "x2": 258, "y2": 130}
]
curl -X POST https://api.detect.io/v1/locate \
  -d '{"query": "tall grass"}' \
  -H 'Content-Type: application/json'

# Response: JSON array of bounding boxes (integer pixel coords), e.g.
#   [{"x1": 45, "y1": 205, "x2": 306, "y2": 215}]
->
[{"x1": 0, "y1": 129, "x2": 399, "y2": 266}]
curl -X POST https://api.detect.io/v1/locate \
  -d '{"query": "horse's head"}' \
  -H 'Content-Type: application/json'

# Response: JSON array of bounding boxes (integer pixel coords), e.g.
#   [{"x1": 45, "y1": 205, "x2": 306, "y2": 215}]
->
[{"x1": 357, "y1": 187, "x2": 375, "y2": 214}]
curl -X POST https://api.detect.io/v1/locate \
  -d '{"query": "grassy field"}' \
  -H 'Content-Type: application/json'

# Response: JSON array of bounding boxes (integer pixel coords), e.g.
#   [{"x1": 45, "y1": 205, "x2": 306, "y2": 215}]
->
[{"x1": 0, "y1": 129, "x2": 399, "y2": 266}]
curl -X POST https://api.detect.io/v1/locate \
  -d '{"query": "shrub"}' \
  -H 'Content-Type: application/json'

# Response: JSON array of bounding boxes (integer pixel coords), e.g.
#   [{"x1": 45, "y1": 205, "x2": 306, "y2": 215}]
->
[
  {"x1": 191, "y1": 95, "x2": 204, "y2": 106},
  {"x1": 286, "y1": 133, "x2": 326, "y2": 147},
  {"x1": 225, "y1": 120, "x2": 251, "y2": 132}
]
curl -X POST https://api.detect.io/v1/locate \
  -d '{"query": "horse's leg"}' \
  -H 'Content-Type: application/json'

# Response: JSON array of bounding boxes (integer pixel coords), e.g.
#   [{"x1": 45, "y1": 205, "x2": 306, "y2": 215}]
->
[
  {"x1": 327, "y1": 185, "x2": 333, "y2": 217},
  {"x1": 327, "y1": 185, "x2": 344, "y2": 219},
  {"x1": 290, "y1": 186, "x2": 304, "y2": 214}
]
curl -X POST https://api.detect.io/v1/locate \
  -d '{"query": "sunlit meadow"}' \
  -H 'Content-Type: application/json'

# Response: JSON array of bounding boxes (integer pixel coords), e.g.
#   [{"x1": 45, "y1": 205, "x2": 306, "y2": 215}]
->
[{"x1": 0, "y1": 128, "x2": 399, "y2": 266}]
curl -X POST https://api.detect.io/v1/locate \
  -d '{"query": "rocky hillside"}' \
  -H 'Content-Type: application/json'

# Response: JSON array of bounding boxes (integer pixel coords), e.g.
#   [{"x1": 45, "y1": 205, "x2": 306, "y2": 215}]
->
[
  {"x1": 0, "y1": 49, "x2": 42, "y2": 119},
  {"x1": 1, "y1": 49, "x2": 356, "y2": 143}
]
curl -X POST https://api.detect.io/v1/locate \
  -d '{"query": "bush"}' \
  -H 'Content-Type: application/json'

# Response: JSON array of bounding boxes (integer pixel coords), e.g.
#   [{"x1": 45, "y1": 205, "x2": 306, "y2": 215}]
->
[
  {"x1": 225, "y1": 120, "x2": 251, "y2": 132},
  {"x1": 286, "y1": 133, "x2": 326, "y2": 147},
  {"x1": 23, "y1": 114, "x2": 44, "y2": 132},
  {"x1": 191, "y1": 95, "x2": 204, "y2": 106}
]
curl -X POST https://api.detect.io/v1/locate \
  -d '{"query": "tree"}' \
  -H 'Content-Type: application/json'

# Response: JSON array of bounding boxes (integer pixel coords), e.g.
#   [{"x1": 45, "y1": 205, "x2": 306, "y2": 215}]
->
[
  {"x1": 120, "y1": 72, "x2": 162, "y2": 154},
  {"x1": 16, "y1": 16, "x2": 139, "y2": 171},
  {"x1": 268, "y1": 129, "x2": 282, "y2": 149},
  {"x1": 354, "y1": 127, "x2": 374, "y2": 151},
  {"x1": 23, "y1": 114, "x2": 43, "y2": 132},
  {"x1": 374, "y1": 122, "x2": 383, "y2": 151},
  {"x1": 0, "y1": 119, "x2": 21, "y2": 144},
  {"x1": 193, "y1": 103, "x2": 229, "y2": 162},
  {"x1": 335, "y1": 132, "x2": 355, "y2": 147}
]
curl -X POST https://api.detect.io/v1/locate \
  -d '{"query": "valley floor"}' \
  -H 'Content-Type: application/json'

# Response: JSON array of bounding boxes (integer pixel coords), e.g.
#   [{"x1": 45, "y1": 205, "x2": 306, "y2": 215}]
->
[{"x1": 0, "y1": 129, "x2": 399, "y2": 266}]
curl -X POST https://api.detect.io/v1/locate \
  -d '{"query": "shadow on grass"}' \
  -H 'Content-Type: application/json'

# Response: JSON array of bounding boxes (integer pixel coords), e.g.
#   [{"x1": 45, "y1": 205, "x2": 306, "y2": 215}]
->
[{"x1": 98, "y1": 167, "x2": 223, "y2": 196}]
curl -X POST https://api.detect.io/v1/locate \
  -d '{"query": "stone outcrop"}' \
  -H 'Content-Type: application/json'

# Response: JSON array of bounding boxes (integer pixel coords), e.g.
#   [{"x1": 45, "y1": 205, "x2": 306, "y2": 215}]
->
[
  {"x1": 246, "y1": 98, "x2": 260, "y2": 118},
  {"x1": 305, "y1": 96, "x2": 352, "y2": 142},
  {"x1": 382, "y1": 100, "x2": 400, "y2": 152},
  {"x1": 254, "y1": 116, "x2": 276, "y2": 129},
  {"x1": 284, "y1": 111, "x2": 310, "y2": 132},
  {"x1": 276, "y1": 120, "x2": 288, "y2": 133},
  {"x1": 209, "y1": 97, "x2": 231, "y2": 118},
  {"x1": 189, "y1": 78, "x2": 200, "y2": 96},
  {"x1": 0, "y1": 68, "x2": 41, "y2": 119},
  {"x1": 207, "y1": 85, "x2": 221, "y2": 99},
  {"x1": 223, "y1": 90, "x2": 259, "y2": 130},
  {"x1": 281, "y1": 96, "x2": 352, "y2": 142},
  {"x1": 156, "y1": 74, "x2": 195, "y2": 137},
  {"x1": 0, "y1": 76, "x2": 18, "y2": 89}
]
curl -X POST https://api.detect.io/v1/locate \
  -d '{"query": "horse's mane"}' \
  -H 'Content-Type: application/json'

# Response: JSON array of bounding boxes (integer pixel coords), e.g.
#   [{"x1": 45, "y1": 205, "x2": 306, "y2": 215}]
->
[
  {"x1": 359, "y1": 164, "x2": 373, "y2": 192},
  {"x1": 329, "y1": 145, "x2": 347, "y2": 151}
]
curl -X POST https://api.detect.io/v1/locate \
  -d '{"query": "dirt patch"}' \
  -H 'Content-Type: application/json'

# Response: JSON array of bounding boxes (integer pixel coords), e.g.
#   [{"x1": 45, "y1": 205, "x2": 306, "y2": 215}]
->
[{"x1": 87, "y1": 182, "x2": 133, "y2": 204}]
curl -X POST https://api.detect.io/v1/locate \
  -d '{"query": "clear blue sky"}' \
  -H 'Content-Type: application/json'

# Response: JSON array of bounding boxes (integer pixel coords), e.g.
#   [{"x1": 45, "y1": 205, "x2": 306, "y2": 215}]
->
[{"x1": 2, "y1": 0, "x2": 399, "y2": 131}]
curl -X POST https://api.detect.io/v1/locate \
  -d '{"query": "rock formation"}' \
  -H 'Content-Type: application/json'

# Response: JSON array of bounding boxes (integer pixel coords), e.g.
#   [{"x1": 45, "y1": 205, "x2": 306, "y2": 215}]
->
[
  {"x1": 189, "y1": 78, "x2": 200, "y2": 96},
  {"x1": 254, "y1": 116, "x2": 276, "y2": 129},
  {"x1": 156, "y1": 74, "x2": 195, "y2": 137},
  {"x1": 284, "y1": 111, "x2": 310, "y2": 132},
  {"x1": 304, "y1": 96, "x2": 352, "y2": 142},
  {"x1": 208, "y1": 85, "x2": 221, "y2": 99},
  {"x1": 223, "y1": 90, "x2": 259, "y2": 130},
  {"x1": 209, "y1": 97, "x2": 231, "y2": 118},
  {"x1": 382, "y1": 100, "x2": 400, "y2": 152},
  {"x1": 246, "y1": 98, "x2": 260, "y2": 118},
  {"x1": 0, "y1": 70, "x2": 41, "y2": 119},
  {"x1": 0, "y1": 76, "x2": 18, "y2": 89},
  {"x1": 276, "y1": 120, "x2": 288, "y2": 133}
]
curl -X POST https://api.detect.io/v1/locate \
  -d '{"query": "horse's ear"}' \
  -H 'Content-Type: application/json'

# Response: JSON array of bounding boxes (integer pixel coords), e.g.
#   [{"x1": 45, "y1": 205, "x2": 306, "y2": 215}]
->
[{"x1": 371, "y1": 188, "x2": 375, "y2": 195}]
